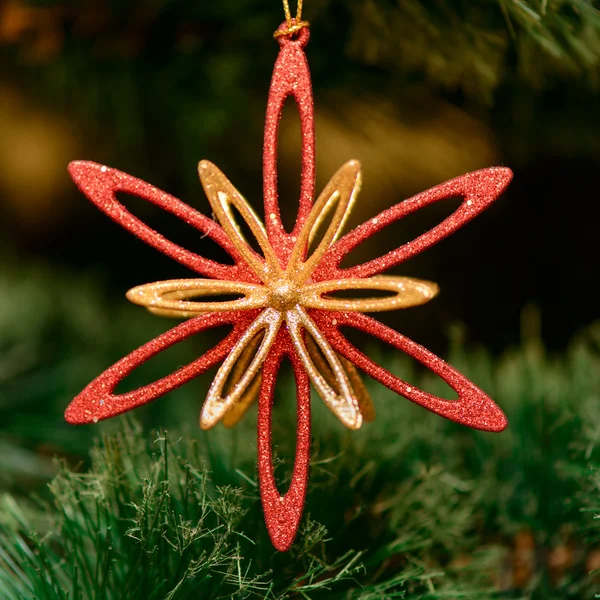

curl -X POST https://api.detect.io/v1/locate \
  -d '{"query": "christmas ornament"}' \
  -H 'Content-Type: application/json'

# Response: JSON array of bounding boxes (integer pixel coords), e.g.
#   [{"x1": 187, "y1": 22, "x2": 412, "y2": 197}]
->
[{"x1": 65, "y1": 6, "x2": 512, "y2": 551}]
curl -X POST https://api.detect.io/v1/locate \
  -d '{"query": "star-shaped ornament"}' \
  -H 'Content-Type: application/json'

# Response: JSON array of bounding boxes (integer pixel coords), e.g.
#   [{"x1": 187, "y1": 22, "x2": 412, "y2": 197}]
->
[{"x1": 65, "y1": 22, "x2": 512, "y2": 551}]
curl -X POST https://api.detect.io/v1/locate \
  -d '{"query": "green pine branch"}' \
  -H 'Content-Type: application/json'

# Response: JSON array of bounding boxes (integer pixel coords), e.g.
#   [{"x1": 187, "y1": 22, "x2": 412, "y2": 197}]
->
[
  {"x1": 347, "y1": 0, "x2": 600, "y2": 101},
  {"x1": 0, "y1": 419, "x2": 502, "y2": 599},
  {"x1": 0, "y1": 319, "x2": 599, "y2": 597}
]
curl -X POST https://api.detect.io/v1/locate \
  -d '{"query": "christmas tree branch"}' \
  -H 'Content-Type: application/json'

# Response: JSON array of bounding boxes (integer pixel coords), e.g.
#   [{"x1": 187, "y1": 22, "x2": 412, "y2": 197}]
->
[
  {"x1": 1, "y1": 320, "x2": 599, "y2": 597},
  {"x1": 347, "y1": 0, "x2": 600, "y2": 100}
]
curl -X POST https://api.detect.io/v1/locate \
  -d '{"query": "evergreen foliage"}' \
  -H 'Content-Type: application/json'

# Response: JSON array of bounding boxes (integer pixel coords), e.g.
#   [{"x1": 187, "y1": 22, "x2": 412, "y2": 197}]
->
[{"x1": 348, "y1": 0, "x2": 600, "y2": 100}]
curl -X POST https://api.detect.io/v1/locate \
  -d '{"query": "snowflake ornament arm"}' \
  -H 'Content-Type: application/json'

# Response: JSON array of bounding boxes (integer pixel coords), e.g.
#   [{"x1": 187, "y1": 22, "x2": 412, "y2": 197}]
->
[{"x1": 65, "y1": 22, "x2": 512, "y2": 551}]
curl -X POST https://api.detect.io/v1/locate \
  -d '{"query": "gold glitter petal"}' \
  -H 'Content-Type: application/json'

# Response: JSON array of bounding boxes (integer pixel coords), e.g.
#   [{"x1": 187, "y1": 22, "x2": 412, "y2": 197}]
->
[
  {"x1": 288, "y1": 160, "x2": 361, "y2": 281},
  {"x1": 340, "y1": 354, "x2": 375, "y2": 422},
  {"x1": 305, "y1": 336, "x2": 375, "y2": 422},
  {"x1": 126, "y1": 279, "x2": 268, "y2": 316},
  {"x1": 286, "y1": 306, "x2": 362, "y2": 430},
  {"x1": 301, "y1": 275, "x2": 439, "y2": 313},
  {"x1": 198, "y1": 160, "x2": 282, "y2": 281},
  {"x1": 200, "y1": 308, "x2": 282, "y2": 429},
  {"x1": 308, "y1": 160, "x2": 362, "y2": 246},
  {"x1": 222, "y1": 376, "x2": 262, "y2": 428},
  {"x1": 222, "y1": 333, "x2": 264, "y2": 427}
]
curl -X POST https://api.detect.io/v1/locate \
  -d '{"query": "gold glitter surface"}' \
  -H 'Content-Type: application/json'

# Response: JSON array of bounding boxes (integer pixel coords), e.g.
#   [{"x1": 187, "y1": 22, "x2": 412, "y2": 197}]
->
[
  {"x1": 305, "y1": 336, "x2": 375, "y2": 422},
  {"x1": 288, "y1": 160, "x2": 361, "y2": 281},
  {"x1": 286, "y1": 305, "x2": 362, "y2": 429},
  {"x1": 126, "y1": 279, "x2": 267, "y2": 317},
  {"x1": 126, "y1": 160, "x2": 439, "y2": 430},
  {"x1": 200, "y1": 307, "x2": 283, "y2": 429},
  {"x1": 222, "y1": 333, "x2": 376, "y2": 428},
  {"x1": 222, "y1": 332, "x2": 264, "y2": 428},
  {"x1": 199, "y1": 160, "x2": 283, "y2": 281}
]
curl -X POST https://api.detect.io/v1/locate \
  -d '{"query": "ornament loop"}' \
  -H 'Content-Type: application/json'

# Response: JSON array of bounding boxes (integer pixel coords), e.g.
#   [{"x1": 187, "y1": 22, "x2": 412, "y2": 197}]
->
[{"x1": 274, "y1": 20, "x2": 310, "y2": 46}]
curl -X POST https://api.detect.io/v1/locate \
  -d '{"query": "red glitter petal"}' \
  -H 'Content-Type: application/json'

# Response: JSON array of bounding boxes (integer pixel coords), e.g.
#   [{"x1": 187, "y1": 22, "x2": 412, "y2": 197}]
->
[
  {"x1": 68, "y1": 161, "x2": 257, "y2": 283},
  {"x1": 313, "y1": 167, "x2": 513, "y2": 281},
  {"x1": 314, "y1": 311, "x2": 507, "y2": 433},
  {"x1": 257, "y1": 329, "x2": 311, "y2": 551},
  {"x1": 65, "y1": 311, "x2": 257, "y2": 424},
  {"x1": 263, "y1": 25, "x2": 315, "y2": 267}
]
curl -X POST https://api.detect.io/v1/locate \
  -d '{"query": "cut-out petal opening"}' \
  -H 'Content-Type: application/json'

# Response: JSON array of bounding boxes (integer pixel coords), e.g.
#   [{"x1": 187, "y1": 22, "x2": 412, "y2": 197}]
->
[
  {"x1": 301, "y1": 275, "x2": 439, "y2": 313},
  {"x1": 277, "y1": 97, "x2": 305, "y2": 234},
  {"x1": 263, "y1": 35, "x2": 315, "y2": 251},
  {"x1": 286, "y1": 306, "x2": 362, "y2": 429},
  {"x1": 305, "y1": 335, "x2": 375, "y2": 422},
  {"x1": 126, "y1": 279, "x2": 268, "y2": 318},
  {"x1": 287, "y1": 160, "x2": 361, "y2": 278},
  {"x1": 64, "y1": 312, "x2": 251, "y2": 425},
  {"x1": 336, "y1": 196, "x2": 463, "y2": 270},
  {"x1": 115, "y1": 191, "x2": 237, "y2": 267},
  {"x1": 313, "y1": 167, "x2": 513, "y2": 281},
  {"x1": 198, "y1": 160, "x2": 282, "y2": 280},
  {"x1": 312, "y1": 311, "x2": 507, "y2": 432},
  {"x1": 222, "y1": 331, "x2": 265, "y2": 428},
  {"x1": 200, "y1": 308, "x2": 283, "y2": 429},
  {"x1": 257, "y1": 335, "x2": 311, "y2": 551},
  {"x1": 68, "y1": 161, "x2": 253, "y2": 282}
]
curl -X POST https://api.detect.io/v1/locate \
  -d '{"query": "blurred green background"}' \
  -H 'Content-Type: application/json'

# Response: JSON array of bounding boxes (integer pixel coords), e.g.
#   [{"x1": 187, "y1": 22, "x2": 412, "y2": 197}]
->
[{"x1": 1, "y1": 1, "x2": 600, "y2": 598}]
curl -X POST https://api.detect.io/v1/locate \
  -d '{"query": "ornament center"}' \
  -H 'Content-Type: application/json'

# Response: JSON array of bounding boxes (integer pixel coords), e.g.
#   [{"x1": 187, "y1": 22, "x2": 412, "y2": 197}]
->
[{"x1": 267, "y1": 278, "x2": 300, "y2": 311}]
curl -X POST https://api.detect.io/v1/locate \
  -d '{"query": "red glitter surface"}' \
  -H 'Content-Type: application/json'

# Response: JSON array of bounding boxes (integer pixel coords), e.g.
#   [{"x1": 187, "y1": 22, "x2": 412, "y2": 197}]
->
[
  {"x1": 258, "y1": 29, "x2": 314, "y2": 549},
  {"x1": 263, "y1": 24, "x2": 315, "y2": 267},
  {"x1": 258, "y1": 330, "x2": 311, "y2": 551},
  {"x1": 65, "y1": 311, "x2": 258, "y2": 424},
  {"x1": 65, "y1": 21, "x2": 512, "y2": 551},
  {"x1": 312, "y1": 311, "x2": 507, "y2": 432},
  {"x1": 313, "y1": 167, "x2": 513, "y2": 281},
  {"x1": 68, "y1": 161, "x2": 257, "y2": 283}
]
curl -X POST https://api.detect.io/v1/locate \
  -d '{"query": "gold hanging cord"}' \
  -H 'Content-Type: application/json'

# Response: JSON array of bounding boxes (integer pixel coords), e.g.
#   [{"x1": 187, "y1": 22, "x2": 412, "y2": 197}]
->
[{"x1": 274, "y1": 0, "x2": 309, "y2": 38}]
